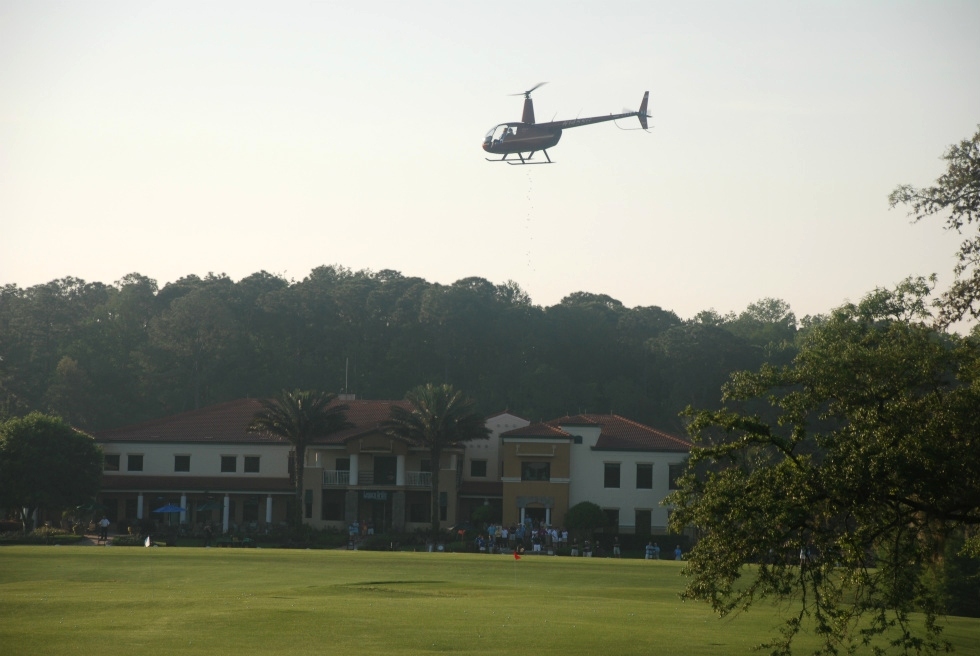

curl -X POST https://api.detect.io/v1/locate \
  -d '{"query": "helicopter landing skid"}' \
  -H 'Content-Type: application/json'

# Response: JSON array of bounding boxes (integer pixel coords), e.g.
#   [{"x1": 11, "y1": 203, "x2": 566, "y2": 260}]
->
[{"x1": 485, "y1": 150, "x2": 554, "y2": 165}]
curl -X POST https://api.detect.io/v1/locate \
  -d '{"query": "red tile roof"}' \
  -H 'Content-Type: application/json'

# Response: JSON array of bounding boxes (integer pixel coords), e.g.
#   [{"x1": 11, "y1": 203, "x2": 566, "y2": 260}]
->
[
  {"x1": 94, "y1": 397, "x2": 417, "y2": 446},
  {"x1": 95, "y1": 399, "x2": 281, "y2": 444},
  {"x1": 313, "y1": 399, "x2": 413, "y2": 445},
  {"x1": 549, "y1": 414, "x2": 691, "y2": 452},
  {"x1": 501, "y1": 422, "x2": 573, "y2": 439}
]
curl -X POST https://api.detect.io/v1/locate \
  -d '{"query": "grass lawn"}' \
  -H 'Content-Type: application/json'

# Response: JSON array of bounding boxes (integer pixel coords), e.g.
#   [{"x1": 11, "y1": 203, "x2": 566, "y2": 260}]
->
[{"x1": 1, "y1": 546, "x2": 978, "y2": 655}]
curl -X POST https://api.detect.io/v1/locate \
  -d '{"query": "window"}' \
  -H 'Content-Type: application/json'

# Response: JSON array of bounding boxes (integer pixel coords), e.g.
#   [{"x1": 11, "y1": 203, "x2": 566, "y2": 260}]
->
[
  {"x1": 321, "y1": 491, "x2": 344, "y2": 521},
  {"x1": 420, "y1": 459, "x2": 432, "y2": 473},
  {"x1": 521, "y1": 461, "x2": 550, "y2": 482},
  {"x1": 604, "y1": 462, "x2": 621, "y2": 488},
  {"x1": 409, "y1": 503, "x2": 430, "y2": 522},
  {"x1": 127, "y1": 454, "x2": 143, "y2": 472},
  {"x1": 603, "y1": 508, "x2": 620, "y2": 530},
  {"x1": 668, "y1": 463, "x2": 685, "y2": 490},
  {"x1": 104, "y1": 454, "x2": 120, "y2": 471},
  {"x1": 636, "y1": 463, "x2": 653, "y2": 489},
  {"x1": 244, "y1": 456, "x2": 260, "y2": 473},
  {"x1": 221, "y1": 456, "x2": 237, "y2": 473},
  {"x1": 635, "y1": 509, "x2": 652, "y2": 535},
  {"x1": 336, "y1": 458, "x2": 350, "y2": 471},
  {"x1": 304, "y1": 489, "x2": 313, "y2": 519},
  {"x1": 174, "y1": 455, "x2": 190, "y2": 472},
  {"x1": 470, "y1": 459, "x2": 487, "y2": 477}
]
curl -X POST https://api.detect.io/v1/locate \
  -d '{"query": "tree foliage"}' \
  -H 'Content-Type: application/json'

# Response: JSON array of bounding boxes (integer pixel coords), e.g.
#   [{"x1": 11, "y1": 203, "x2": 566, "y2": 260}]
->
[
  {"x1": 0, "y1": 412, "x2": 103, "y2": 529},
  {"x1": 890, "y1": 126, "x2": 980, "y2": 326},
  {"x1": 666, "y1": 279, "x2": 980, "y2": 655},
  {"x1": 563, "y1": 501, "x2": 607, "y2": 537},
  {"x1": 381, "y1": 383, "x2": 490, "y2": 540},
  {"x1": 246, "y1": 389, "x2": 351, "y2": 525},
  {"x1": 0, "y1": 267, "x2": 794, "y2": 433}
]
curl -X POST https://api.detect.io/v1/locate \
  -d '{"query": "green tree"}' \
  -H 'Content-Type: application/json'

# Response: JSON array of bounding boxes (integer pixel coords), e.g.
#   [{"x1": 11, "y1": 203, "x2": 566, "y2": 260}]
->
[
  {"x1": 563, "y1": 501, "x2": 607, "y2": 541},
  {"x1": 246, "y1": 390, "x2": 351, "y2": 525},
  {"x1": 666, "y1": 279, "x2": 980, "y2": 655},
  {"x1": 382, "y1": 383, "x2": 490, "y2": 541},
  {"x1": 890, "y1": 126, "x2": 980, "y2": 326},
  {"x1": 0, "y1": 412, "x2": 103, "y2": 531}
]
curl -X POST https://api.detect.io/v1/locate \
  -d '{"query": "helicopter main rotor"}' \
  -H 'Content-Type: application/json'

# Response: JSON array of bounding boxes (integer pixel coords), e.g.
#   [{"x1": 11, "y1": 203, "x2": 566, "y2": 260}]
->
[{"x1": 510, "y1": 82, "x2": 547, "y2": 100}]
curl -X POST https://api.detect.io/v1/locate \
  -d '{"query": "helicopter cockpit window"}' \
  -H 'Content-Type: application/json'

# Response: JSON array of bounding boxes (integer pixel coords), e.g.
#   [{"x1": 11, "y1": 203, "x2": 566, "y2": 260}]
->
[{"x1": 485, "y1": 124, "x2": 517, "y2": 146}]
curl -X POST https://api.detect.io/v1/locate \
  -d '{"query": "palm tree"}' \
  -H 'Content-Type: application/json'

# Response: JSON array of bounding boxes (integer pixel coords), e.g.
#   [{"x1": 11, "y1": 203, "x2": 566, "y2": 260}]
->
[
  {"x1": 246, "y1": 389, "x2": 351, "y2": 525},
  {"x1": 382, "y1": 383, "x2": 490, "y2": 542}
]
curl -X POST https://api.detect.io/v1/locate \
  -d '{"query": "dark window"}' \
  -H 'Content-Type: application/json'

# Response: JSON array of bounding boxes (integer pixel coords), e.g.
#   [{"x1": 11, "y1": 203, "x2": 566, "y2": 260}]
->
[
  {"x1": 420, "y1": 459, "x2": 432, "y2": 473},
  {"x1": 603, "y1": 508, "x2": 619, "y2": 529},
  {"x1": 242, "y1": 498, "x2": 259, "y2": 522},
  {"x1": 636, "y1": 463, "x2": 653, "y2": 489},
  {"x1": 221, "y1": 456, "x2": 237, "y2": 473},
  {"x1": 409, "y1": 503, "x2": 430, "y2": 522},
  {"x1": 668, "y1": 463, "x2": 685, "y2": 490},
  {"x1": 244, "y1": 456, "x2": 260, "y2": 473},
  {"x1": 336, "y1": 458, "x2": 350, "y2": 471},
  {"x1": 321, "y1": 491, "x2": 344, "y2": 521},
  {"x1": 127, "y1": 454, "x2": 143, "y2": 472},
  {"x1": 470, "y1": 459, "x2": 487, "y2": 477},
  {"x1": 304, "y1": 489, "x2": 313, "y2": 519},
  {"x1": 104, "y1": 454, "x2": 120, "y2": 471},
  {"x1": 521, "y1": 461, "x2": 550, "y2": 482},
  {"x1": 604, "y1": 462, "x2": 621, "y2": 488},
  {"x1": 374, "y1": 456, "x2": 397, "y2": 484},
  {"x1": 635, "y1": 509, "x2": 652, "y2": 535},
  {"x1": 174, "y1": 455, "x2": 190, "y2": 472}
]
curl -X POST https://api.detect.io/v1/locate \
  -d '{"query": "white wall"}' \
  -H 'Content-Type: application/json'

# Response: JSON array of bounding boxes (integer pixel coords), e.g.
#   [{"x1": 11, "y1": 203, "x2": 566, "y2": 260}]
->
[
  {"x1": 567, "y1": 430, "x2": 687, "y2": 531},
  {"x1": 101, "y1": 442, "x2": 291, "y2": 477},
  {"x1": 463, "y1": 412, "x2": 529, "y2": 482}
]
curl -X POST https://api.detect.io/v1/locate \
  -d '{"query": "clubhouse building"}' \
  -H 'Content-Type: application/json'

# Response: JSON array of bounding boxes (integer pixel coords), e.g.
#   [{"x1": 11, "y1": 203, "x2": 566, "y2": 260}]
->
[{"x1": 93, "y1": 397, "x2": 690, "y2": 536}]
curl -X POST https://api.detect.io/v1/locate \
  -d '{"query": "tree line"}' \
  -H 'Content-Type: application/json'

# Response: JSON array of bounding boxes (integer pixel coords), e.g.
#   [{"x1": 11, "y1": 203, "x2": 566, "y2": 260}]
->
[{"x1": 0, "y1": 267, "x2": 801, "y2": 432}]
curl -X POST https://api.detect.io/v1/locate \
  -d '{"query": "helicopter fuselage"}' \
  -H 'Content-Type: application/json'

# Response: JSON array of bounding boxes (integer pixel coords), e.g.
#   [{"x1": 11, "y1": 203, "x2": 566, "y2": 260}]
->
[{"x1": 483, "y1": 123, "x2": 562, "y2": 155}]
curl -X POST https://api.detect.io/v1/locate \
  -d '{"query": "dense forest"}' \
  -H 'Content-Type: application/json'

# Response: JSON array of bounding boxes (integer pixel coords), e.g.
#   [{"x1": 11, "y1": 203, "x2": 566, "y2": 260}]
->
[{"x1": 0, "y1": 265, "x2": 801, "y2": 432}]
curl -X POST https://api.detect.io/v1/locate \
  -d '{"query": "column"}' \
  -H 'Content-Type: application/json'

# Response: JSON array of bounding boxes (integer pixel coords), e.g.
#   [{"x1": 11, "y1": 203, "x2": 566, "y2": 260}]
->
[
  {"x1": 349, "y1": 454, "x2": 359, "y2": 485},
  {"x1": 137, "y1": 492, "x2": 144, "y2": 519},
  {"x1": 396, "y1": 454, "x2": 405, "y2": 486},
  {"x1": 222, "y1": 494, "x2": 230, "y2": 534},
  {"x1": 265, "y1": 495, "x2": 273, "y2": 524},
  {"x1": 545, "y1": 508, "x2": 551, "y2": 526},
  {"x1": 520, "y1": 507, "x2": 525, "y2": 524},
  {"x1": 180, "y1": 493, "x2": 187, "y2": 524}
]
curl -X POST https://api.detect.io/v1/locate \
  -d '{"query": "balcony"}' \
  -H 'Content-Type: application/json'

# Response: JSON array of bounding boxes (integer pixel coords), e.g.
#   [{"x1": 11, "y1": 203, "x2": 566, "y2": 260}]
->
[{"x1": 321, "y1": 470, "x2": 432, "y2": 488}]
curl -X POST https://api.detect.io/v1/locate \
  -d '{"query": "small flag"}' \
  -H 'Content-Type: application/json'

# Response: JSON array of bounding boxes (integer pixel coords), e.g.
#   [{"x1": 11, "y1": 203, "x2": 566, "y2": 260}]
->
[{"x1": 513, "y1": 551, "x2": 521, "y2": 560}]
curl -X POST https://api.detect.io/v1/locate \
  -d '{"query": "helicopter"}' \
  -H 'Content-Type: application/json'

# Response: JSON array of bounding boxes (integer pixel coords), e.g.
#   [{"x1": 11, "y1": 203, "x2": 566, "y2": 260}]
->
[{"x1": 483, "y1": 83, "x2": 650, "y2": 164}]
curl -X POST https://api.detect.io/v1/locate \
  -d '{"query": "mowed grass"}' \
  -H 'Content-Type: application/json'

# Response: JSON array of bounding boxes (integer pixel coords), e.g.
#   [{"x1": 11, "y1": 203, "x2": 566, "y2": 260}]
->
[{"x1": 1, "y1": 547, "x2": 978, "y2": 656}]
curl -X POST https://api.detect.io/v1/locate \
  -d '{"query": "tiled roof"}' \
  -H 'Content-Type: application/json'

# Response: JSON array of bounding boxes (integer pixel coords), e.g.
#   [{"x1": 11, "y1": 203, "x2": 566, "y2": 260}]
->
[
  {"x1": 94, "y1": 397, "x2": 414, "y2": 446},
  {"x1": 95, "y1": 399, "x2": 281, "y2": 444},
  {"x1": 313, "y1": 399, "x2": 413, "y2": 445},
  {"x1": 501, "y1": 422, "x2": 572, "y2": 439},
  {"x1": 100, "y1": 475, "x2": 294, "y2": 494},
  {"x1": 549, "y1": 414, "x2": 691, "y2": 452}
]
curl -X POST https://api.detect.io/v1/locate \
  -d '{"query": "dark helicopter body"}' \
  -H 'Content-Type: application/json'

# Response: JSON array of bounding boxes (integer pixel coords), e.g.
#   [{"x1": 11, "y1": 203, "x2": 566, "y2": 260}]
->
[{"x1": 483, "y1": 84, "x2": 649, "y2": 164}]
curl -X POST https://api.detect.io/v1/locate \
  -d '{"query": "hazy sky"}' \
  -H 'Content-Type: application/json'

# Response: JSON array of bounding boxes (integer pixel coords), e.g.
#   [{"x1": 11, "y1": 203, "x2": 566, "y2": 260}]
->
[{"x1": 2, "y1": 1, "x2": 978, "y2": 321}]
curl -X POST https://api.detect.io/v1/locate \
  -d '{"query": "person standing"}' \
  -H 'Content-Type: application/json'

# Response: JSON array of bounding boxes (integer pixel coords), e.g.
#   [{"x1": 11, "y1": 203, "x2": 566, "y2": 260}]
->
[
  {"x1": 674, "y1": 544, "x2": 682, "y2": 560},
  {"x1": 98, "y1": 516, "x2": 110, "y2": 543}
]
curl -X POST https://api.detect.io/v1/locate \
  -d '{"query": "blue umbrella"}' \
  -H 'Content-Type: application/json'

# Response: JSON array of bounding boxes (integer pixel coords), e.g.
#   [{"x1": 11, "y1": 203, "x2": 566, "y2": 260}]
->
[{"x1": 152, "y1": 504, "x2": 186, "y2": 514}]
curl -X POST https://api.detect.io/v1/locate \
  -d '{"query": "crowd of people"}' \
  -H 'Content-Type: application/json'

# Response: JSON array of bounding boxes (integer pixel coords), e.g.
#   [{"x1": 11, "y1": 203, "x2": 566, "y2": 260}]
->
[{"x1": 471, "y1": 520, "x2": 683, "y2": 560}]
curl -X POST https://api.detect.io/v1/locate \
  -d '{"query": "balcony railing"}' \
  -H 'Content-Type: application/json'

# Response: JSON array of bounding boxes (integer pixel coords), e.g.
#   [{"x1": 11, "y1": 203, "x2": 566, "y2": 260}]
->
[{"x1": 321, "y1": 470, "x2": 432, "y2": 488}]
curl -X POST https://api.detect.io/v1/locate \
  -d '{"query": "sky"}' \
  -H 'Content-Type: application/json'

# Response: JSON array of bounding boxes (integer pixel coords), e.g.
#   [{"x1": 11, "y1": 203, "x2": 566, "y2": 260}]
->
[{"x1": 2, "y1": 1, "x2": 979, "y2": 322}]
